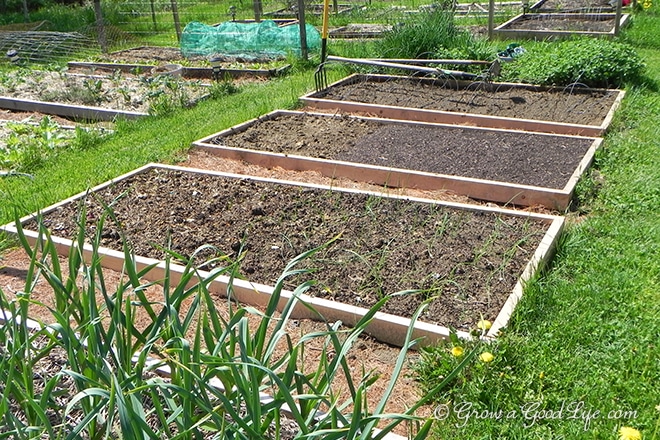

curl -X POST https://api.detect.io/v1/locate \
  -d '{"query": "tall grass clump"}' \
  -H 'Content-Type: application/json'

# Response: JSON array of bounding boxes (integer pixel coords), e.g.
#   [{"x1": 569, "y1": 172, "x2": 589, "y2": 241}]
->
[
  {"x1": 0, "y1": 205, "x2": 478, "y2": 438},
  {"x1": 376, "y1": 8, "x2": 495, "y2": 61},
  {"x1": 501, "y1": 38, "x2": 646, "y2": 88}
]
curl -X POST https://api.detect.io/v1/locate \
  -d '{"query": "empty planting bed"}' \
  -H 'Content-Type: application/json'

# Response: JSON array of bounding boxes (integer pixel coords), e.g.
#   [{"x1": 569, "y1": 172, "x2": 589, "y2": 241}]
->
[
  {"x1": 193, "y1": 110, "x2": 601, "y2": 209},
  {"x1": 301, "y1": 74, "x2": 624, "y2": 136},
  {"x1": 2, "y1": 164, "x2": 563, "y2": 346},
  {"x1": 494, "y1": 12, "x2": 631, "y2": 38}
]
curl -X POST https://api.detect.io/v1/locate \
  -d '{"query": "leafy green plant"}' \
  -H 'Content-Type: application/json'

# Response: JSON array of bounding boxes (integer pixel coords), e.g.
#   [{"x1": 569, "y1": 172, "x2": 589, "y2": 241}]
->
[
  {"x1": 1, "y1": 117, "x2": 108, "y2": 173},
  {"x1": 501, "y1": 38, "x2": 646, "y2": 87},
  {"x1": 1, "y1": 117, "x2": 70, "y2": 172}
]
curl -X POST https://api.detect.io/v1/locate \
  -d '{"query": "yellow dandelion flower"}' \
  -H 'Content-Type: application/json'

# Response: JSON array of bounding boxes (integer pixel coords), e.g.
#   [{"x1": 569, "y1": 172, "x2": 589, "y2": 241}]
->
[
  {"x1": 618, "y1": 426, "x2": 642, "y2": 440},
  {"x1": 477, "y1": 319, "x2": 492, "y2": 331},
  {"x1": 642, "y1": 0, "x2": 652, "y2": 9},
  {"x1": 539, "y1": 371, "x2": 545, "y2": 380},
  {"x1": 479, "y1": 352, "x2": 494, "y2": 363},
  {"x1": 451, "y1": 346, "x2": 464, "y2": 357}
]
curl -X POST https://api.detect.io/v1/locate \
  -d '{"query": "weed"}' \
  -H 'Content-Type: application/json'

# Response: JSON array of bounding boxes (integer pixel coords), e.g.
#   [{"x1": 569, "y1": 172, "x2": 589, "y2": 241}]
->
[{"x1": 209, "y1": 78, "x2": 241, "y2": 99}]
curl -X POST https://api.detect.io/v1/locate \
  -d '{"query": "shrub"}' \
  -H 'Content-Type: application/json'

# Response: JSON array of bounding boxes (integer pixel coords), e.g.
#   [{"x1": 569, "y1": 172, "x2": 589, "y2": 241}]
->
[{"x1": 501, "y1": 38, "x2": 646, "y2": 88}]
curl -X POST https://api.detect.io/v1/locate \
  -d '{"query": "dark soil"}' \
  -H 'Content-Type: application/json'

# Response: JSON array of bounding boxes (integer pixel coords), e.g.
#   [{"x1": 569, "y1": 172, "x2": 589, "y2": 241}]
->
[
  {"x1": 31, "y1": 167, "x2": 550, "y2": 332},
  {"x1": 211, "y1": 112, "x2": 594, "y2": 189},
  {"x1": 507, "y1": 15, "x2": 617, "y2": 31},
  {"x1": 316, "y1": 76, "x2": 619, "y2": 125}
]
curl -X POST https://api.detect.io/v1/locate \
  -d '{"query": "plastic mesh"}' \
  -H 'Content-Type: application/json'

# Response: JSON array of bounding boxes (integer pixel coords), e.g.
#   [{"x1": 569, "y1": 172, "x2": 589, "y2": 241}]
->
[
  {"x1": 180, "y1": 20, "x2": 321, "y2": 60},
  {"x1": 0, "y1": 31, "x2": 99, "y2": 64}
]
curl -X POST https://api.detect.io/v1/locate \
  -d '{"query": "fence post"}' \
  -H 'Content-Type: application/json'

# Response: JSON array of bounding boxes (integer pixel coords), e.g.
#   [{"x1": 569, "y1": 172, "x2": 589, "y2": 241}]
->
[
  {"x1": 297, "y1": 0, "x2": 308, "y2": 60},
  {"x1": 94, "y1": 0, "x2": 108, "y2": 53},
  {"x1": 171, "y1": 0, "x2": 182, "y2": 42}
]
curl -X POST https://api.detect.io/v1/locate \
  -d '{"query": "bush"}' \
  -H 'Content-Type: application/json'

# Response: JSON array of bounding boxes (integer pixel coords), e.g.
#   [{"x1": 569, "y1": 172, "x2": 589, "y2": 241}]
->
[{"x1": 501, "y1": 38, "x2": 646, "y2": 88}]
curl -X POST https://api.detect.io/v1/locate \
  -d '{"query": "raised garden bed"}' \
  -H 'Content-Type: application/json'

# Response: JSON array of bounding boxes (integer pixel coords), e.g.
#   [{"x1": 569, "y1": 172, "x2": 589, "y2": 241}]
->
[
  {"x1": 329, "y1": 24, "x2": 393, "y2": 38},
  {"x1": 193, "y1": 110, "x2": 601, "y2": 209},
  {"x1": 67, "y1": 60, "x2": 291, "y2": 81},
  {"x1": 493, "y1": 12, "x2": 630, "y2": 38},
  {"x1": 530, "y1": 0, "x2": 614, "y2": 12},
  {"x1": 0, "y1": 69, "x2": 210, "y2": 121},
  {"x1": 77, "y1": 46, "x2": 291, "y2": 80},
  {"x1": 301, "y1": 73, "x2": 624, "y2": 136},
  {"x1": 2, "y1": 164, "x2": 564, "y2": 346},
  {"x1": 266, "y1": 3, "x2": 353, "y2": 17},
  {"x1": 0, "y1": 113, "x2": 111, "y2": 174}
]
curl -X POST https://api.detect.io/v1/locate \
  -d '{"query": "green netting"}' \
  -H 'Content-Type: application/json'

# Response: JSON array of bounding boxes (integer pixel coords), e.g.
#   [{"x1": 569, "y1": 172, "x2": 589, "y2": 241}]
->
[{"x1": 180, "y1": 20, "x2": 321, "y2": 60}]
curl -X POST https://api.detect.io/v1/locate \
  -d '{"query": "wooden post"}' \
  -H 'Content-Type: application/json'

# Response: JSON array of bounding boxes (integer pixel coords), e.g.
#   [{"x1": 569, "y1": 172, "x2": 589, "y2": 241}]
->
[
  {"x1": 171, "y1": 0, "x2": 182, "y2": 42},
  {"x1": 150, "y1": 0, "x2": 157, "y2": 31},
  {"x1": 488, "y1": 0, "x2": 494, "y2": 40},
  {"x1": 614, "y1": 0, "x2": 622, "y2": 35},
  {"x1": 253, "y1": 0, "x2": 263, "y2": 22},
  {"x1": 297, "y1": 0, "x2": 308, "y2": 60},
  {"x1": 94, "y1": 0, "x2": 108, "y2": 53}
]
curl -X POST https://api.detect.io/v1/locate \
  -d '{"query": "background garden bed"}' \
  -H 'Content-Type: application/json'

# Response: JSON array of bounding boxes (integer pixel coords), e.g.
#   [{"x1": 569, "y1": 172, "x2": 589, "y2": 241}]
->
[
  {"x1": 301, "y1": 73, "x2": 624, "y2": 136},
  {"x1": 193, "y1": 110, "x2": 601, "y2": 209},
  {"x1": 0, "y1": 69, "x2": 210, "y2": 121},
  {"x1": 493, "y1": 12, "x2": 631, "y2": 38}
]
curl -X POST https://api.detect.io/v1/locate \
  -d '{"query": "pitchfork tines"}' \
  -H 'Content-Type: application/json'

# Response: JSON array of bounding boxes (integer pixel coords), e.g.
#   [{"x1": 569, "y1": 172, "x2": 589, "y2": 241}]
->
[{"x1": 314, "y1": 63, "x2": 328, "y2": 93}]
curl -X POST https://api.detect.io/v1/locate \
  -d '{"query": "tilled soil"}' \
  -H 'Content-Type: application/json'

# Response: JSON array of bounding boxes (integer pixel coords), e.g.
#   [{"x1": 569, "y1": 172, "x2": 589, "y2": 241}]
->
[
  {"x1": 209, "y1": 112, "x2": 594, "y2": 189},
  {"x1": 30, "y1": 167, "x2": 550, "y2": 332},
  {"x1": 315, "y1": 76, "x2": 619, "y2": 125}
]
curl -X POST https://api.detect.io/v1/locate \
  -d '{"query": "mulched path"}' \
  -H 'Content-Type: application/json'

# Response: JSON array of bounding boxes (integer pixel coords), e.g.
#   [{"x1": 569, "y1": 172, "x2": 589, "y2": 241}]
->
[
  {"x1": 31, "y1": 167, "x2": 550, "y2": 332},
  {"x1": 209, "y1": 112, "x2": 594, "y2": 189},
  {"x1": 316, "y1": 76, "x2": 619, "y2": 125}
]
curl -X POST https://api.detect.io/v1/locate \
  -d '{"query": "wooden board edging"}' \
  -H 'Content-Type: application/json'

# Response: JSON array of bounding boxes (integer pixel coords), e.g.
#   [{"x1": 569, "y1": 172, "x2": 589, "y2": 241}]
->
[
  {"x1": 487, "y1": 216, "x2": 564, "y2": 338},
  {"x1": 0, "y1": 96, "x2": 146, "y2": 122}
]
